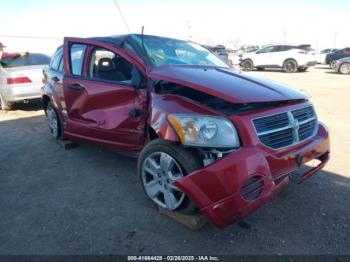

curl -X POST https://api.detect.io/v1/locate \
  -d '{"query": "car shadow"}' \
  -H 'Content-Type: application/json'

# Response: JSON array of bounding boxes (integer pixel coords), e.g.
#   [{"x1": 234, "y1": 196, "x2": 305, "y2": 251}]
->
[
  {"x1": 7, "y1": 100, "x2": 43, "y2": 112},
  {"x1": 314, "y1": 66, "x2": 331, "y2": 69},
  {"x1": 0, "y1": 115, "x2": 349, "y2": 255}
]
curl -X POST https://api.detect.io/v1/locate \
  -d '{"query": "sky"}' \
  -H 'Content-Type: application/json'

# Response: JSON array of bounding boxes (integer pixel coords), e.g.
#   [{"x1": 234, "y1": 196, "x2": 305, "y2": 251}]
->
[{"x1": 0, "y1": 0, "x2": 349, "y2": 54}]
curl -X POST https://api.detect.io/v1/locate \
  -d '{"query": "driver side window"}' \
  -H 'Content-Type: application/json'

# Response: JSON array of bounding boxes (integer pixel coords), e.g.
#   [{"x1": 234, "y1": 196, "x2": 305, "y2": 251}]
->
[{"x1": 88, "y1": 47, "x2": 139, "y2": 85}]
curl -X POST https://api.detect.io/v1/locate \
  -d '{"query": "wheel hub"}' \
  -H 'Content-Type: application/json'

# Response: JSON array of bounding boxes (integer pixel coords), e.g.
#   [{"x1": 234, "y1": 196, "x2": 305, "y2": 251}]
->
[{"x1": 142, "y1": 152, "x2": 185, "y2": 210}]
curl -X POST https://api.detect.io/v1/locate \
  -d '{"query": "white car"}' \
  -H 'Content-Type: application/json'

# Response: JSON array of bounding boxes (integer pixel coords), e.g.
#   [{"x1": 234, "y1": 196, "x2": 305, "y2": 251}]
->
[
  {"x1": 0, "y1": 53, "x2": 50, "y2": 110},
  {"x1": 316, "y1": 48, "x2": 339, "y2": 64},
  {"x1": 240, "y1": 44, "x2": 317, "y2": 73}
]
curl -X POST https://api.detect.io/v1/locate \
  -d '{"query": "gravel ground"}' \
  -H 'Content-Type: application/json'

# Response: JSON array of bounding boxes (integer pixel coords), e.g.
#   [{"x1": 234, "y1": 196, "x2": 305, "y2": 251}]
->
[{"x1": 0, "y1": 65, "x2": 349, "y2": 255}]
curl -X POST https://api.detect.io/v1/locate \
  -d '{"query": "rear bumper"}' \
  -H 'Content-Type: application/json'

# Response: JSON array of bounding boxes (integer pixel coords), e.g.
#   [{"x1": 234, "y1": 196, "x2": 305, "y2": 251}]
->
[
  {"x1": 174, "y1": 123, "x2": 330, "y2": 228},
  {"x1": 1, "y1": 84, "x2": 42, "y2": 102}
]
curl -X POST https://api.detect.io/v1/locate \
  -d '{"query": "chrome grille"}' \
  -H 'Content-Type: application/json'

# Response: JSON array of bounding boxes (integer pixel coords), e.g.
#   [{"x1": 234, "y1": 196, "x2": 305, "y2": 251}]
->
[{"x1": 252, "y1": 106, "x2": 318, "y2": 150}]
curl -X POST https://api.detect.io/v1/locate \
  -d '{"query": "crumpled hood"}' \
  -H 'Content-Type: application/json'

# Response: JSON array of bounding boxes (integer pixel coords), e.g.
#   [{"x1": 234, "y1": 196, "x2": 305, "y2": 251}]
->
[{"x1": 149, "y1": 65, "x2": 305, "y2": 104}]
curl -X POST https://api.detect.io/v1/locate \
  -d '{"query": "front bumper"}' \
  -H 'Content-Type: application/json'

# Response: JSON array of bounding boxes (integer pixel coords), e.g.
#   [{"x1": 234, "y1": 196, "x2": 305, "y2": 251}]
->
[{"x1": 174, "y1": 123, "x2": 330, "y2": 228}]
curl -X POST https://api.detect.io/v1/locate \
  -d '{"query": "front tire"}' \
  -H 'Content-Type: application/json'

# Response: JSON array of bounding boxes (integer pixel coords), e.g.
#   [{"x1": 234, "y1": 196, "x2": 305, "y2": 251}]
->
[
  {"x1": 46, "y1": 101, "x2": 61, "y2": 139},
  {"x1": 138, "y1": 139, "x2": 202, "y2": 214},
  {"x1": 241, "y1": 59, "x2": 254, "y2": 71},
  {"x1": 339, "y1": 63, "x2": 350, "y2": 74},
  {"x1": 283, "y1": 59, "x2": 298, "y2": 73},
  {"x1": 330, "y1": 60, "x2": 337, "y2": 70}
]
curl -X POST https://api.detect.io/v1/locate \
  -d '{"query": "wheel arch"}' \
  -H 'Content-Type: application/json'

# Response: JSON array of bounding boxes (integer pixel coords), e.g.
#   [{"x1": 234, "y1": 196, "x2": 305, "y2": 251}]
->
[{"x1": 283, "y1": 58, "x2": 298, "y2": 66}]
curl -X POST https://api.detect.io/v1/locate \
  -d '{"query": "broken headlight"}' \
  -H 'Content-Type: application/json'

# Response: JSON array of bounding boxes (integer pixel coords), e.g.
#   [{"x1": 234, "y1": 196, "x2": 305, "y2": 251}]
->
[{"x1": 167, "y1": 114, "x2": 240, "y2": 148}]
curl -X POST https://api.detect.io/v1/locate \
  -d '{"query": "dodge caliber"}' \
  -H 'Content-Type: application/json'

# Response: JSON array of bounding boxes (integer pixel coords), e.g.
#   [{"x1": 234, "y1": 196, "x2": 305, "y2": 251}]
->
[{"x1": 42, "y1": 35, "x2": 330, "y2": 228}]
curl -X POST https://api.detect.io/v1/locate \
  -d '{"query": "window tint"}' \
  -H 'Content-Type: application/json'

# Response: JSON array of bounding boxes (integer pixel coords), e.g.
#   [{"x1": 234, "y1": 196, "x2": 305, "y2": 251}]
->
[
  {"x1": 257, "y1": 46, "x2": 274, "y2": 54},
  {"x1": 58, "y1": 57, "x2": 64, "y2": 72},
  {"x1": 0, "y1": 53, "x2": 50, "y2": 68},
  {"x1": 50, "y1": 49, "x2": 63, "y2": 70},
  {"x1": 70, "y1": 44, "x2": 86, "y2": 76},
  {"x1": 88, "y1": 47, "x2": 140, "y2": 85}
]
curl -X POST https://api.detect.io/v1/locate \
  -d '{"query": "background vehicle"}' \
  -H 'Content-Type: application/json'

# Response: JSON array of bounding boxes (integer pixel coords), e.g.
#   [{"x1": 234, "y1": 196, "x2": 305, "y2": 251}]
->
[
  {"x1": 335, "y1": 57, "x2": 350, "y2": 74},
  {"x1": 42, "y1": 35, "x2": 329, "y2": 228},
  {"x1": 0, "y1": 53, "x2": 50, "y2": 110},
  {"x1": 316, "y1": 48, "x2": 339, "y2": 64},
  {"x1": 326, "y1": 48, "x2": 350, "y2": 69},
  {"x1": 202, "y1": 44, "x2": 230, "y2": 65},
  {"x1": 240, "y1": 44, "x2": 317, "y2": 73}
]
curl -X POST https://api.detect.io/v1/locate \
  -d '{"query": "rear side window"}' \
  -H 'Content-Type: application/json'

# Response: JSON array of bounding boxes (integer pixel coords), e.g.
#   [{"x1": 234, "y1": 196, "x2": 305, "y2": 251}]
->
[
  {"x1": 0, "y1": 53, "x2": 50, "y2": 68},
  {"x1": 70, "y1": 44, "x2": 86, "y2": 76},
  {"x1": 257, "y1": 46, "x2": 274, "y2": 54},
  {"x1": 50, "y1": 48, "x2": 63, "y2": 71}
]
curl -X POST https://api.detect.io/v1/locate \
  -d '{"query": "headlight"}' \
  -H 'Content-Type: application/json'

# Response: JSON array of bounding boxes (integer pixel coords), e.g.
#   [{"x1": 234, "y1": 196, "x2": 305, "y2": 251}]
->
[{"x1": 167, "y1": 114, "x2": 240, "y2": 148}]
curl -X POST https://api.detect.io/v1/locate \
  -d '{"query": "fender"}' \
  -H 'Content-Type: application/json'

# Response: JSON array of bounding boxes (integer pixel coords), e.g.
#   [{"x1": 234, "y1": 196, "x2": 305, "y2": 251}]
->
[{"x1": 148, "y1": 91, "x2": 220, "y2": 142}]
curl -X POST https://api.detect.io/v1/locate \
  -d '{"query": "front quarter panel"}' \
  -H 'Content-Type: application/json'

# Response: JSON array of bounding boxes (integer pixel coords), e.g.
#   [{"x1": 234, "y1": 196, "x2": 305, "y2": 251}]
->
[{"x1": 149, "y1": 92, "x2": 220, "y2": 142}]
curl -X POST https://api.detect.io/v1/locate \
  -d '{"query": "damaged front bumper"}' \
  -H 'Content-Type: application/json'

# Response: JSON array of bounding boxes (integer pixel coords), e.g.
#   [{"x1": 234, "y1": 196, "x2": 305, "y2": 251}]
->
[{"x1": 173, "y1": 123, "x2": 330, "y2": 228}]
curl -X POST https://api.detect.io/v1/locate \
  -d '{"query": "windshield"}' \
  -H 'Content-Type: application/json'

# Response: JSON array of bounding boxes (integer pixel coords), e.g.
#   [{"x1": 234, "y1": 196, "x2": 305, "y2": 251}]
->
[
  {"x1": 0, "y1": 53, "x2": 50, "y2": 68},
  {"x1": 130, "y1": 35, "x2": 228, "y2": 68}
]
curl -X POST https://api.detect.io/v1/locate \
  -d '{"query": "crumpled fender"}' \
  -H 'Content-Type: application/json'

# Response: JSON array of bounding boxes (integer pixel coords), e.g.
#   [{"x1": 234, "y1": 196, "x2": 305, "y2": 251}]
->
[{"x1": 149, "y1": 92, "x2": 219, "y2": 141}]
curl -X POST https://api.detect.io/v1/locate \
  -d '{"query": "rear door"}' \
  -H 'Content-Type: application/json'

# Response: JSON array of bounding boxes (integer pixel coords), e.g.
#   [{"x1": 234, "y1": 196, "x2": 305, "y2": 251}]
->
[
  {"x1": 62, "y1": 38, "x2": 148, "y2": 151},
  {"x1": 45, "y1": 47, "x2": 65, "y2": 110}
]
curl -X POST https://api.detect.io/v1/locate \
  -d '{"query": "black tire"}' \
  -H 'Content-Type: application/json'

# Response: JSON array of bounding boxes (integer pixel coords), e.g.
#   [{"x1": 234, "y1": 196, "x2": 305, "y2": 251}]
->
[
  {"x1": 339, "y1": 63, "x2": 350, "y2": 74},
  {"x1": 256, "y1": 67, "x2": 264, "y2": 71},
  {"x1": 0, "y1": 94, "x2": 12, "y2": 111},
  {"x1": 45, "y1": 101, "x2": 62, "y2": 139},
  {"x1": 241, "y1": 59, "x2": 254, "y2": 71},
  {"x1": 297, "y1": 67, "x2": 308, "y2": 72},
  {"x1": 330, "y1": 60, "x2": 336, "y2": 70},
  {"x1": 283, "y1": 59, "x2": 298, "y2": 73},
  {"x1": 137, "y1": 139, "x2": 202, "y2": 214}
]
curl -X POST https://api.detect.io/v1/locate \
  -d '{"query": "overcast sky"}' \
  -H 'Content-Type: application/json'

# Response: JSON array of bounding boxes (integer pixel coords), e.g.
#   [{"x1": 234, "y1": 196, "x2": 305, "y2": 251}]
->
[{"x1": 0, "y1": 0, "x2": 349, "y2": 54}]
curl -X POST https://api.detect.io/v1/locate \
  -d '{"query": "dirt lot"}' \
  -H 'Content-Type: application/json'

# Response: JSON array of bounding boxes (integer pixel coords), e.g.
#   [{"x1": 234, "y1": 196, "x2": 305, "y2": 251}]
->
[{"x1": 0, "y1": 65, "x2": 349, "y2": 255}]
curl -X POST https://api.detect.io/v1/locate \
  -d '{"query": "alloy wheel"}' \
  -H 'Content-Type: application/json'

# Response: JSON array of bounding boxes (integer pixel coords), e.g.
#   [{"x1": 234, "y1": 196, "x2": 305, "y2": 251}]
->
[
  {"x1": 46, "y1": 103, "x2": 59, "y2": 138},
  {"x1": 142, "y1": 152, "x2": 186, "y2": 210},
  {"x1": 330, "y1": 61, "x2": 336, "y2": 69},
  {"x1": 284, "y1": 60, "x2": 297, "y2": 73},
  {"x1": 340, "y1": 63, "x2": 350, "y2": 74}
]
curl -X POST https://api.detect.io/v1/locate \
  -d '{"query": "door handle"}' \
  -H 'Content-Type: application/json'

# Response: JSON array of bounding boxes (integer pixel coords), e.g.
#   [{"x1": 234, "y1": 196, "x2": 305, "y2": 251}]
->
[
  {"x1": 67, "y1": 84, "x2": 84, "y2": 91},
  {"x1": 51, "y1": 76, "x2": 60, "y2": 82}
]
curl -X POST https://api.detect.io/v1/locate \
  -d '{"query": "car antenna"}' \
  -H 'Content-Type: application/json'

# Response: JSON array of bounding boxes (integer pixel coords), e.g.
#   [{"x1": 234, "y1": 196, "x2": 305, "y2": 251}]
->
[{"x1": 141, "y1": 26, "x2": 150, "y2": 66}]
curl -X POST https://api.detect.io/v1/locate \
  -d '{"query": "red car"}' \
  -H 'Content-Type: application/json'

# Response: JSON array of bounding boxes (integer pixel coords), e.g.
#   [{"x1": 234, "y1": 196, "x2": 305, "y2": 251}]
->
[{"x1": 42, "y1": 35, "x2": 330, "y2": 228}]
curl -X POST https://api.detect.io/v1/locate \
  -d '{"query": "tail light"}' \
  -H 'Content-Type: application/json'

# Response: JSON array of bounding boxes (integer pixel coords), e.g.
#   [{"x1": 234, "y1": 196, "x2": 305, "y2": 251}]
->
[{"x1": 6, "y1": 77, "x2": 32, "y2": 85}]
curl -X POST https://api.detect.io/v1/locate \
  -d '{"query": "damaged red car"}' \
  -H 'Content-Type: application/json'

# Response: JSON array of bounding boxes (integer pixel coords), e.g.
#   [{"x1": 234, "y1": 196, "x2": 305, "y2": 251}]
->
[{"x1": 42, "y1": 35, "x2": 330, "y2": 228}]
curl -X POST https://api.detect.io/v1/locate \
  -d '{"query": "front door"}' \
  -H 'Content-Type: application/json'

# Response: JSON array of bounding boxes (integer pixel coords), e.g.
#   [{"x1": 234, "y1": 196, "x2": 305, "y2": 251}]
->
[{"x1": 62, "y1": 38, "x2": 148, "y2": 151}]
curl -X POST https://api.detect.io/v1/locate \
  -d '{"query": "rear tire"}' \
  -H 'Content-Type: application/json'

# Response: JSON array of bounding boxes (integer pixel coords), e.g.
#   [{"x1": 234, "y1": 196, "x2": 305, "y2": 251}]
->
[
  {"x1": 138, "y1": 139, "x2": 202, "y2": 214},
  {"x1": 241, "y1": 59, "x2": 254, "y2": 71},
  {"x1": 339, "y1": 63, "x2": 350, "y2": 74},
  {"x1": 45, "y1": 101, "x2": 62, "y2": 139},
  {"x1": 283, "y1": 59, "x2": 298, "y2": 73}
]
